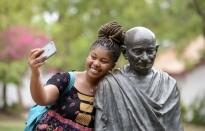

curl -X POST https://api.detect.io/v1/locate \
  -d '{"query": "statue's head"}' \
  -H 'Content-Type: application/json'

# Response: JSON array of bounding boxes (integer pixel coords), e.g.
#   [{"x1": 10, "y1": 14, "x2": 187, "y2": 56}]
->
[{"x1": 123, "y1": 27, "x2": 159, "y2": 75}]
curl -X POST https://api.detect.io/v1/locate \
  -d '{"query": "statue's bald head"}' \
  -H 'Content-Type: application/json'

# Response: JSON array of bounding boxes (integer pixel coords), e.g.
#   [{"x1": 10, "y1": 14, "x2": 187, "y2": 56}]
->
[
  {"x1": 123, "y1": 27, "x2": 158, "y2": 75},
  {"x1": 125, "y1": 27, "x2": 156, "y2": 48}
]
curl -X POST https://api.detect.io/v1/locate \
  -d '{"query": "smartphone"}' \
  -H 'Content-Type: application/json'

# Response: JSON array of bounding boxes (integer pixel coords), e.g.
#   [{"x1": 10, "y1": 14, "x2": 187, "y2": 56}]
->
[{"x1": 41, "y1": 41, "x2": 57, "y2": 59}]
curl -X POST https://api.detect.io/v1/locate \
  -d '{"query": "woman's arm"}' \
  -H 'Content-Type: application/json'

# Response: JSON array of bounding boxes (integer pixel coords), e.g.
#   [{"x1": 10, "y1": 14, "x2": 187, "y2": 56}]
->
[{"x1": 28, "y1": 48, "x2": 59, "y2": 105}]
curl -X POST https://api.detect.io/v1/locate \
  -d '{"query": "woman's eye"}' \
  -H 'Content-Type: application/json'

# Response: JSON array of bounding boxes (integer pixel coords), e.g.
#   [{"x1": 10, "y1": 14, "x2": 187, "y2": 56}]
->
[
  {"x1": 91, "y1": 55, "x2": 96, "y2": 59},
  {"x1": 99, "y1": 59, "x2": 108, "y2": 64},
  {"x1": 101, "y1": 61, "x2": 109, "y2": 64}
]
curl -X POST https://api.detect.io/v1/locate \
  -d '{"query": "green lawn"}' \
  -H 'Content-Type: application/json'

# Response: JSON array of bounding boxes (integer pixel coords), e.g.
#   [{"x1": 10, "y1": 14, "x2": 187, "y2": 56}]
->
[
  {"x1": 0, "y1": 121, "x2": 24, "y2": 131},
  {"x1": 0, "y1": 118, "x2": 205, "y2": 131}
]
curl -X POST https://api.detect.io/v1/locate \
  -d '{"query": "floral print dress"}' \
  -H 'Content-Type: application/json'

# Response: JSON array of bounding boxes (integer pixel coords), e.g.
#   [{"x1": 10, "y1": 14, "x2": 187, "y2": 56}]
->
[{"x1": 34, "y1": 72, "x2": 95, "y2": 131}]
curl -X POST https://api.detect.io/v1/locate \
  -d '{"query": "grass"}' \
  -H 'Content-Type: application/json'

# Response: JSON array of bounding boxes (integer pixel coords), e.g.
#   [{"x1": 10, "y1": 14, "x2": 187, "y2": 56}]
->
[
  {"x1": 0, "y1": 121, "x2": 24, "y2": 131},
  {"x1": 0, "y1": 112, "x2": 205, "y2": 131},
  {"x1": 1, "y1": 121, "x2": 205, "y2": 131},
  {"x1": 0, "y1": 111, "x2": 25, "y2": 131}
]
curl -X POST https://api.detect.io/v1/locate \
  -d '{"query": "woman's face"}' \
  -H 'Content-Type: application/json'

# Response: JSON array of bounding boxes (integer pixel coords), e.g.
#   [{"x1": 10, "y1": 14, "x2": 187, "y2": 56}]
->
[{"x1": 86, "y1": 46, "x2": 114, "y2": 80}]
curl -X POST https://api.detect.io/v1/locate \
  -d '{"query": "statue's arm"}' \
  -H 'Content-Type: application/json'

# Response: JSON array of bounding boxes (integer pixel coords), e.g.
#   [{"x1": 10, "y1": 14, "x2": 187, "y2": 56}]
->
[{"x1": 163, "y1": 83, "x2": 184, "y2": 131}]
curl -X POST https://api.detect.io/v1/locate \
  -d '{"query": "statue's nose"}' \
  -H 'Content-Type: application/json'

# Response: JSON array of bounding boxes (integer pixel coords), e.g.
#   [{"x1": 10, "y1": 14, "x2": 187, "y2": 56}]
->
[{"x1": 141, "y1": 52, "x2": 148, "y2": 61}]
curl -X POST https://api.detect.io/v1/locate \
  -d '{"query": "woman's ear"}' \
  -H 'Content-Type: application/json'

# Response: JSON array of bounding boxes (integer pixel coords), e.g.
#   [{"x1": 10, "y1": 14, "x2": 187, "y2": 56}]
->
[{"x1": 121, "y1": 45, "x2": 128, "y2": 60}]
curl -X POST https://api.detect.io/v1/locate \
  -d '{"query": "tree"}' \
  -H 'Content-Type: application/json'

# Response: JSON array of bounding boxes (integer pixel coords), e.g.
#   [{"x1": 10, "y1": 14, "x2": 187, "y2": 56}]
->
[
  {"x1": 0, "y1": 26, "x2": 48, "y2": 110},
  {"x1": 191, "y1": 0, "x2": 205, "y2": 37}
]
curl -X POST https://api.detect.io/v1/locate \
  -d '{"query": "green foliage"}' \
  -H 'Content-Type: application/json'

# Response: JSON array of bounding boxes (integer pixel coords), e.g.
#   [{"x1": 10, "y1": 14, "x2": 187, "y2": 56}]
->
[
  {"x1": 0, "y1": 60, "x2": 27, "y2": 85},
  {"x1": 67, "y1": 34, "x2": 93, "y2": 70},
  {"x1": 189, "y1": 95, "x2": 205, "y2": 125},
  {"x1": 0, "y1": 0, "x2": 40, "y2": 30},
  {"x1": 0, "y1": 1, "x2": 204, "y2": 71},
  {"x1": 184, "y1": 60, "x2": 197, "y2": 71},
  {"x1": 180, "y1": 101, "x2": 188, "y2": 121},
  {"x1": 0, "y1": 62, "x2": 7, "y2": 82},
  {"x1": 0, "y1": 0, "x2": 204, "y2": 87}
]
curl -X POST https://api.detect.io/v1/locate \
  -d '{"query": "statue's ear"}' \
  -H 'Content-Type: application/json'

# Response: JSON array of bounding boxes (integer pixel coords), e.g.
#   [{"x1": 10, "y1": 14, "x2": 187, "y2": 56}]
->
[
  {"x1": 155, "y1": 44, "x2": 159, "y2": 52},
  {"x1": 121, "y1": 45, "x2": 128, "y2": 60}
]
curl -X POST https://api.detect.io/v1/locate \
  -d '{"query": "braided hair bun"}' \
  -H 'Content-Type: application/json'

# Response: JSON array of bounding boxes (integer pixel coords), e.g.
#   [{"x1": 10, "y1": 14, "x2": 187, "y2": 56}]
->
[
  {"x1": 98, "y1": 21, "x2": 124, "y2": 46},
  {"x1": 91, "y1": 21, "x2": 124, "y2": 62}
]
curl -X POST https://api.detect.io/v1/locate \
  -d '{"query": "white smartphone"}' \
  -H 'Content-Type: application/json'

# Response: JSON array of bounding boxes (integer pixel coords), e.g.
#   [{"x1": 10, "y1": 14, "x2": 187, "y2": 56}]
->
[{"x1": 41, "y1": 41, "x2": 57, "y2": 59}]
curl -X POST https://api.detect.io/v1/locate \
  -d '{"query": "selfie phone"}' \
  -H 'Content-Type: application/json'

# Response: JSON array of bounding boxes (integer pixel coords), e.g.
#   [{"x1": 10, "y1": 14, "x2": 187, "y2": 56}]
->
[{"x1": 41, "y1": 41, "x2": 57, "y2": 59}]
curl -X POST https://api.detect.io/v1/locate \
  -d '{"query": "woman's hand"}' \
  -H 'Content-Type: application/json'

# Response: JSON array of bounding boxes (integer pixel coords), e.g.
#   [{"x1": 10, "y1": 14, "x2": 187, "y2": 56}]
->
[{"x1": 28, "y1": 48, "x2": 47, "y2": 75}]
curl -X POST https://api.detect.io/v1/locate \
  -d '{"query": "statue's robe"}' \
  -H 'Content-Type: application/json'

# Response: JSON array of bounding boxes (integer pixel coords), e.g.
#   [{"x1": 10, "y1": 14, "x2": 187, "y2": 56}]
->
[{"x1": 94, "y1": 65, "x2": 183, "y2": 131}]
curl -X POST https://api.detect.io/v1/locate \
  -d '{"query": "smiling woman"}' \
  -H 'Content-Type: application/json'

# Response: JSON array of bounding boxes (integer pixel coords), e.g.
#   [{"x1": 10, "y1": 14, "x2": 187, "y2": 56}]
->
[{"x1": 25, "y1": 21, "x2": 124, "y2": 131}]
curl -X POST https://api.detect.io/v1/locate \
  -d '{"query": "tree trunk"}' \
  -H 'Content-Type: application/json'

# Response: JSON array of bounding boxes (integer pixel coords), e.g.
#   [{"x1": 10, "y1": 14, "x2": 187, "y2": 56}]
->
[
  {"x1": 17, "y1": 85, "x2": 23, "y2": 108},
  {"x1": 2, "y1": 82, "x2": 8, "y2": 110}
]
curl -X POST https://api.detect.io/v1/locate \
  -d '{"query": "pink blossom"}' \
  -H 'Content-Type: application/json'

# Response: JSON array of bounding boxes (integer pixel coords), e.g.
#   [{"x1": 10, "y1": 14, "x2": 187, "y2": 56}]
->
[{"x1": 0, "y1": 26, "x2": 49, "y2": 61}]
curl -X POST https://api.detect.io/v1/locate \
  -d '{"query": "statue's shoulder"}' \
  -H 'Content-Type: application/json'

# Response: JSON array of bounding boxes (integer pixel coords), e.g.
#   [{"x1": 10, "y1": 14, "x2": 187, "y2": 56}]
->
[
  {"x1": 98, "y1": 68, "x2": 122, "y2": 89},
  {"x1": 104, "y1": 68, "x2": 122, "y2": 79},
  {"x1": 152, "y1": 68, "x2": 179, "y2": 99},
  {"x1": 153, "y1": 68, "x2": 177, "y2": 84},
  {"x1": 112, "y1": 68, "x2": 121, "y2": 74}
]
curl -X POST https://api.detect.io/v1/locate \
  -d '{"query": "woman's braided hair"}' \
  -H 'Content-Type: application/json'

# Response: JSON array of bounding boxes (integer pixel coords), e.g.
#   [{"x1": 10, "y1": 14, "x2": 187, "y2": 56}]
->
[{"x1": 91, "y1": 21, "x2": 124, "y2": 62}]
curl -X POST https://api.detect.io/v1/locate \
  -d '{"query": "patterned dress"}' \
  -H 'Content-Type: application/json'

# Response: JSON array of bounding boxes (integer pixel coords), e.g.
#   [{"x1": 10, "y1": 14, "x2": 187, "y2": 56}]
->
[{"x1": 34, "y1": 72, "x2": 95, "y2": 131}]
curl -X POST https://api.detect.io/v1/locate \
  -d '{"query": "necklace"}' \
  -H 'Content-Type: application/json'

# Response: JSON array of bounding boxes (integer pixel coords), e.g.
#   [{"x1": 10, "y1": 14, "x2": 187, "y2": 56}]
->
[
  {"x1": 89, "y1": 88, "x2": 94, "y2": 94},
  {"x1": 89, "y1": 86, "x2": 96, "y2": 94},
  {"x1": 90, "y1": 88, "x2": 94, "y2": 93}
]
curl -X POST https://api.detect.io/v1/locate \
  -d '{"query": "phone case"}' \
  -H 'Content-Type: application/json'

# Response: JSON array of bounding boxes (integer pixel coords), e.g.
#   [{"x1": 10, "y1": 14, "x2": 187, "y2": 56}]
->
[{"x1": 41, "y1": 41, "x2": 57, "y2": 59}]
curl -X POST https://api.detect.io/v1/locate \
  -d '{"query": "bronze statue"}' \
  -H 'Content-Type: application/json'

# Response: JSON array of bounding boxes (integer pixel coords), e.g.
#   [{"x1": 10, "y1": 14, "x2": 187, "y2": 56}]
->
[{"x1": 95, "y1": 27, "x2": 183, "y2": 131}]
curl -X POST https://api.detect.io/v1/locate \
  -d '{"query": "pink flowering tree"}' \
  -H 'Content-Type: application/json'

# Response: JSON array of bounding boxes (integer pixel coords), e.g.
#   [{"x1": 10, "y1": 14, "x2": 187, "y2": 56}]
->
[
  {"x1": 0, "y1": 26, "x2": 48, "y2": 61},
  {"x1": 0, "y1": 26, "x2": 49, "y2": 110}
]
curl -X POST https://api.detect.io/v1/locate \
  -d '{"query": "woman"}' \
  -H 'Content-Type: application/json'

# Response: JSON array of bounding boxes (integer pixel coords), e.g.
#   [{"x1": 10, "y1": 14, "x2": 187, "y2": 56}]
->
[{"x1": 28, "y1": 21, "x2": 124, "y2": 130}]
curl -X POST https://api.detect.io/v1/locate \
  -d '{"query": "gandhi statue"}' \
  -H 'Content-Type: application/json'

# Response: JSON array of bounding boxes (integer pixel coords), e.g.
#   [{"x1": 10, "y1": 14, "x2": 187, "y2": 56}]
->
[{"x1": 94, "y1": 27, "x2": 183, "y2": 131}]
